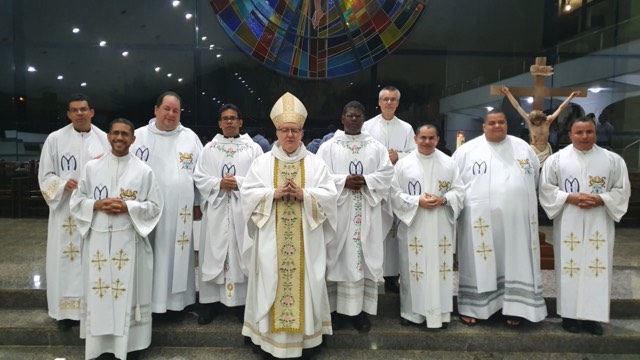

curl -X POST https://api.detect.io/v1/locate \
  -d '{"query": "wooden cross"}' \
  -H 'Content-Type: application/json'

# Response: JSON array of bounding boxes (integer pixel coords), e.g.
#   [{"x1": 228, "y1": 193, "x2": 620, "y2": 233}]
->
[
  {"x1": 473, "y1": 217, "x2": 490, "y2": 236},
  {"x1": 63, "y1": 242, "x2": 80, "y2": 262},
  {"x1": 62, "y1": 216, "x2": 77, "y2": 236},
  {"x1": 409, "y1": 236, "x2": 423, "y2": 255},
  {"x1": 439, "y1": 236, "x2": 452, "y2": 255},
  {"x1": 563, "y1": 258, "x2": 580, "y2": 278},
  {"x1": 177, "y1": 231, "x2": 190, "y2": 251},
  {"x1": 91, "y1": 250, "x2": 107, "y2": 272},
  {"x1": 92, "y1": 277, "x2": 110, "y2": 299},
  {"x1": 111, "y1": 249, "x2": 130, "y2": 271},
  {"x1": 179, "y1": 205, "x2": 192, "y2": 224},
  {"x1": 490, "y1": 57, "x2": 587, "y2": 111},
  {"x1": 476, "y1": 241, "x2": 493, "y2": 261},
  {"x1": 439, "y1": 261, "x2": 452, "y2": 280},
  {"x1": 111, "y1": 279, "x2": 126, "y2": 300},
  {"x1": 589, "y1": 258, "x2": 606, "y2": 278},
  {"x1": 563, "y1": 232, "x2": 581, "y2": 252},
  {"x1": 410, "y1": 263, "x2": 424, "y2": 281},
  {"x1": 589, "y1": 230, "x2": 606, "y2": 251}
]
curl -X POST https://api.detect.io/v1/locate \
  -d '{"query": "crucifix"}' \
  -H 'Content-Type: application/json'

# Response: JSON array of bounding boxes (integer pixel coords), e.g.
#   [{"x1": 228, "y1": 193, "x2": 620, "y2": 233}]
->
[{"x1": 491, "y1": 57, "x2": 587, "y2": 164}]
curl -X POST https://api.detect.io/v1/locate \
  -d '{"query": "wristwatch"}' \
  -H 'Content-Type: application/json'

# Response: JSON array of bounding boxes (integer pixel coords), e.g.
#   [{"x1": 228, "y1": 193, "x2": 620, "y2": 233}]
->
[{"x1": 440, "y1": 196, "x2": 448, "y2": 207}]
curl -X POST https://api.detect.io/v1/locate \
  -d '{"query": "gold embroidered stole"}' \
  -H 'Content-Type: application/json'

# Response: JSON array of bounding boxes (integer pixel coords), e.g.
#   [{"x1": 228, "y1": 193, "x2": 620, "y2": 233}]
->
[{"x1": 271, "y1": 158, "x2": 305, "y2": 333}]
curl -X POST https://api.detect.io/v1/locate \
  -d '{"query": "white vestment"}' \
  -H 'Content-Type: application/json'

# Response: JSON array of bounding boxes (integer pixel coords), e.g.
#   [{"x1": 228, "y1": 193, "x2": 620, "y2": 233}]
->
[
  {"x1": 539, "y1": 145, "x2": 630, "y2": 322},
  {"x1": 194, "y1": 134, "x2": 263, "y2": 306},
  {"x1": 240, "y1": 142, "x2": 337, "y2": 359},
  {"x1": 453, "y1": 135, "x2": 547, "y2": 322},
  {"x1": 131, "y1": 119, "x2": 203, "y2": 312},
  {"x1": 362, "y1": 114, "x2": 416, "y2": 277},
  {"x1": 316, "y1": 130, "x2": 394, "y2": 315},
  {"x1": 391, "y1": 150, "x2": 464, "y2": 328},
  {"x1": 38, "y1": 124, "x2": 110, "y2": 321},
  {"x1": 70, "y1": 152, "x2": 163, "y2": 360}
]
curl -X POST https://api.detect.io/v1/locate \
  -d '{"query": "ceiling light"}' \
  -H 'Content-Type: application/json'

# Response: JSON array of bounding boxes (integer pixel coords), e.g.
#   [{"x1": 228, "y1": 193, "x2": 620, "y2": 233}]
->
[
  {"x1": 167, "y1": 73, "x2": 172, "y2": 77},
  {"x1": 209, "y1": 45, "x2": 214, "y2": 49},
  {"x1": 178, "y1": 78, "x2": 183, "y2": 82},
  {"x1": 57, "y1": 75, "x2": 63, "y2": 80},
  {"x1": 72, "y1": 27, "x2": 80, "y2": 33},
  {"x1": 27, "y1": 66, "x2": 37, "y2": 72},
  {"x1": 235, "y1": 73, "x2": 238, "y2": 75},
  {"x1": 80, "y1": 82, "x2": 87, "y2": 87},
  {"x1": 216, "y1": 54, "x2": 222, "y2": 58},
  {"x1": 185, "y1": 13, "x2": 193, "y2": 20},
  {"x1": 588, "y1": 87, "x2": 603, "y2": 93},
  {"x1": 201, "y1": 36, "x2": 207, "y2": 41},
  {"x1": 172, "y1": 1, "x2": 180, "y2": 7},
  {"x1": 201, "y1": 92, "x2": 205, "y2": 95},
  {"x1": 99, "y1": 41, "x2": 107, "y2": 47},
  {"x1": 526, "y1": 97, "x2": 534, "y2": 104},
  {"x1": 122, "y1": 51, "x2": 129, "y2": 57},
  {"x1": 242, "y1": 80, "x2": 245, "y2": 83},
  {"x1": 485, "y1": 106, "x2": 494, "y2": 111},
  {"x1": 155, "y1": 67, "x2": 161, "y2": 72}
]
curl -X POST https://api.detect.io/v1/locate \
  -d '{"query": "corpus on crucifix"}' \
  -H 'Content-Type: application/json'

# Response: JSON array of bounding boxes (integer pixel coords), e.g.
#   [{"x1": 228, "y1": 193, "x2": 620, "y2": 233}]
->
[{"x1": 491, "y1": 57, "x2": 587, "y2": 164}]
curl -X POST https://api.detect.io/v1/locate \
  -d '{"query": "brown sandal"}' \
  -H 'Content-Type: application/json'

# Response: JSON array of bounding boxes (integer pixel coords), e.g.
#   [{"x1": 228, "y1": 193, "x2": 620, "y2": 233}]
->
[{"x1": 459, "y1": 316, "x2": 477, "y2": 326}]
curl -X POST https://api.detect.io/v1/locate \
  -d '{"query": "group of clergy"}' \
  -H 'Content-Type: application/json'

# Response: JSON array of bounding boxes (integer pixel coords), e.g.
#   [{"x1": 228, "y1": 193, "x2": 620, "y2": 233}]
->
[{"x1": 39, "y1": 89, "x2": 630, "y2": 360}]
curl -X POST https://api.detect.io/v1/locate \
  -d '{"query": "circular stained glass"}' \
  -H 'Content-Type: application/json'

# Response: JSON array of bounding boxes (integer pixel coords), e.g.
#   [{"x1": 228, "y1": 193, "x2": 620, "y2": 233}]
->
[{"x1": 210, "y1": 0, "x2": 427, "y2": 79}]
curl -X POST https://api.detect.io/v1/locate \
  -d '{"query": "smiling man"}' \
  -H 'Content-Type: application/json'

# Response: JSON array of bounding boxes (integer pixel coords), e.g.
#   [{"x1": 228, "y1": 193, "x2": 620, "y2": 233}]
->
[
  {"x1": 317, "y1": 101, "x2": 393, "y2": 332},
  {"x1": 540, "y1": 116, "x2": 630, "y2": 335},
  {"x1": 390, "y1": 124, "x2": 464, "y2": 329},
  {"x1": 38, "y1": 93, "x2": 110, "y2": 330},
  {"x1": 71, "y1": 118, "x2": 163, "y2": 360},
  {"x1": 131, "y1": 91, "x2": 203, "y2": 321},
  {"x1": 453, "y1": 110, "x2": 547, "y2": 328},
  {"x1": 194, "y1": 104, "x2": 263, "y2": 325}
]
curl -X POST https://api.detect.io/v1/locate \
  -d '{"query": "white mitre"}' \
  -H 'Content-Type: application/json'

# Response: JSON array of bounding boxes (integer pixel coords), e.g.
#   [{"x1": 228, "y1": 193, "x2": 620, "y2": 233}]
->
[{"x1": 270, "y1": 92, "x2": 307, "y2": 128}]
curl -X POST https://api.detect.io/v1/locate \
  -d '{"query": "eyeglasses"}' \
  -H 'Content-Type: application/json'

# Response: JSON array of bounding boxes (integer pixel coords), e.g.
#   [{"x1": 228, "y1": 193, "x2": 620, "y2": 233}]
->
[
  {"x1": 220, "y1": 116, "x2": 239, "y2": 122},
  {"x1": 69, "y1": 107, "x2": 90, "y2": 114},
  {"x1": 344, "y1": 114, "x2": 364, "y2": 120},
  {"x1": 380, "y1": 97, "x2": 398, "y2": 103},
  {"x1": 277, "y1": 128, "x2": 302, "y2": 135}
]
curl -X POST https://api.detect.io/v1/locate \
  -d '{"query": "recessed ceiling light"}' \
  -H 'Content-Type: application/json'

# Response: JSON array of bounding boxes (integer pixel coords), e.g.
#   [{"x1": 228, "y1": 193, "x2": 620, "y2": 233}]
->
[
  {"x1": 178, "y1": 78, "x2": 183, "y2": 82},
  {"x1": 99, "y1": 41, "x2": 107, "y2": 47},
  {"x1": 485, "y1": 106, "x2": 494, "y2": 111},
  {"x1": 172, "y1": 1, "x2": 180, "y2": 7},
  {"x1": 201, "y1": 36, "x2": 207, "y2": 41},
  {"x1": 235, "y1": 73, "x2": 238, "y2": 75},
  {"x1": 167, "y1": 73, "x2": 172, "y2": 77},
  {"x1": 526, "y1": 97, "x2": 534, "y2": 104},
  {"x1": 122, "y1": 51, "x2": 129, "y2": 57},
  {"x1": 81, "y1": 82, "x2": 87, "y2": 87},
  {"x1": 72, "y1": 27, "x2": 80, "y2": 33},
  {"x1": 201, "y1": 92, "x2": 205, "y2": 95},
  {"x1": 185, "y1": 13, "x2": 193, "y2": 20},
  {"x1": 27, "y1": 66, "x2": 37, "y2": 72},
  {"x1": 57, "y1": 75, "x2": 63, "y2": 80},
  {"x1": 242, "y1": 80, "x2": 245, "y2": 83},
  {"x1": 216, "y1": 54, "x2": 222, "y2": 58},
  {"x1": 155, "y1": 67, "x2": 161, "y2": 72},
  {"x1": 588, "y1": 87, "x2": 603, "y2": 93}
]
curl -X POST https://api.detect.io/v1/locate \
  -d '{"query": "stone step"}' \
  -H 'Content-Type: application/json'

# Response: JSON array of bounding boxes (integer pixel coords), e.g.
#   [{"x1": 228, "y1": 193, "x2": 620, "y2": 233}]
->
[
  {"x1": 1, "y1": 308, "x2": 638, "y2": 355},
  {"x1": 1, "y1": 346, "x2": 639, "y2": 360},
  {"x1": 4, "y1": 289, "x2": 639, "y2": 318}
]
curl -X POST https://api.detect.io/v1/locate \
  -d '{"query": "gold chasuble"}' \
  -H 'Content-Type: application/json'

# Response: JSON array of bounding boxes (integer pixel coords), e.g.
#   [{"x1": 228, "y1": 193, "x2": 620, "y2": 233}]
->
[{"x1": 272, "y1": 158, "x2": 306, "y2": 333}]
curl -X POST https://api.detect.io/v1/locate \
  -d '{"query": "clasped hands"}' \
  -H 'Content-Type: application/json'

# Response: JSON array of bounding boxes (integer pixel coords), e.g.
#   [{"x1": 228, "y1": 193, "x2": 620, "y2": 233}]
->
[
  {"x1": 94, "y1": 198, "x2": 128, "y2": 215},
  {"x1": 567, "y1": 192, "x2": 604, "y2": 209},
  {"x1": 418, "y1": 193, "x2": 444, "y2": 209},
  {"x1": 274, "y1": 179, "x2": 303, "y2": 202},
  {"x1": 345, "y1": 174, "x2": 366, "y2": 191},
  {"x1": 220, "y1": 174, "x2": 238, "y2": 191}
]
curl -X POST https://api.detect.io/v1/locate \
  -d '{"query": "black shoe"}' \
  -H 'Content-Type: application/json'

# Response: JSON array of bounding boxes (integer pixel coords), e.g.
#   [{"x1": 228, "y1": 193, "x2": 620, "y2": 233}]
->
[
  {"x1": 399, "y1": 317, "x2": 413, "y2": 326},
  {"x1": 165, "y1": 309, "x2": 186, "y2": 323},
  {"x1": 561, "y1": 318, "x2": 580, "y2": 333},
  {"x1": 582, "y1": 320, "x2": 604, "y2": 335},
  {"x1": 234, "y1": 305, "x2": 245, "y2": 323},
  {"x1": 353, "y1": 312, "x2": 371, "y2": 332},
  {"x1": 56, "y1": 319, "x2": 79, "y2": 330},
  {"x1": 384, "y1": 276, "x2": 400, "y2": 293},
  {"x1": 331, "y1": 312, "x2": 346, "y2": 330},
  {"x1": 197, "y1": 303, "x2": 218, "y2": 325}
]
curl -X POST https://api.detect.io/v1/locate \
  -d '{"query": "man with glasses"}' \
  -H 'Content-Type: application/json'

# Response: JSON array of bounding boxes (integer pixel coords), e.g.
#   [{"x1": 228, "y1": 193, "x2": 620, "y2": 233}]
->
[
  {"x1": 131, "y1": 91, "x2": 203, "y2": 321},
  {"x1": 241, "y1": 92, "x2": 337, "y2": 358},
  {"x1": 317, "y1": 101, "x2": 393, "y2": 332},
  {"x1": 70, "y1": 118, "x2": 163, "y2": 360},
  {"x1": 38, "y1": 93, "x2": 110, "y2": 329},
  {"x1": 363, "y1": 85, "x2": 416, "y2": 293},
  {"x1": 193, "y1": 104, "x2": 263, "y2": 325}
]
